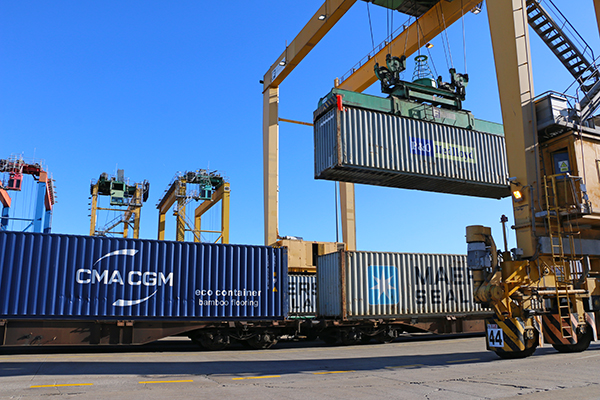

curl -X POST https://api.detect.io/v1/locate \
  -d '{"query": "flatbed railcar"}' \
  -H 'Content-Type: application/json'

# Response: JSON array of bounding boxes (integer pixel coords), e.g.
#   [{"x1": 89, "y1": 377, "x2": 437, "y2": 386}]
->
[{"x1": 0, "y1": 231, "x2": 490, "y2": 350}]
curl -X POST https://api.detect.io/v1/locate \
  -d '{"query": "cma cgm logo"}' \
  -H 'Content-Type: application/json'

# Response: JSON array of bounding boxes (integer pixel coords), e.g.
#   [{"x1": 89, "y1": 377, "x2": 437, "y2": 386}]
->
[
  {"x1": 75, "y1": 249, "x2": 173, "y2": 307},
  {"x1": 368, "y1": 265, "x2": 399, "y2": 305}
]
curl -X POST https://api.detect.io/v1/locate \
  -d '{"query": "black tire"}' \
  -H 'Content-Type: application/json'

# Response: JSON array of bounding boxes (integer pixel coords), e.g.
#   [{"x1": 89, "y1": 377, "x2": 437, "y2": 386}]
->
[
  {"x1": 552, "y1": 325, "x2": 593, "y2": 353},
  {"x1": 495, "y1": 345, "x2": 537, "y2": 359}
]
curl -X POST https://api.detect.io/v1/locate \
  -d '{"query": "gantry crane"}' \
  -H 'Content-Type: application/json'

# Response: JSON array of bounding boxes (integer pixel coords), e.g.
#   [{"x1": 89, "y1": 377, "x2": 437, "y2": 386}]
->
[
  {"x1": 266, "y1": 0, "x2": 600, "y2": 357},
  {"x1": 89, "y1": 169, "x2": 149, "y2": 238},
  {"x1": 262, "y1": 0, "x2": 483, "y2": 270},
  {"x1": 156, "y1": 170, "x2": 230, "y2": 243},
  {"x1": 0, "y1": 155, "x2": 56, "y2": 233}
]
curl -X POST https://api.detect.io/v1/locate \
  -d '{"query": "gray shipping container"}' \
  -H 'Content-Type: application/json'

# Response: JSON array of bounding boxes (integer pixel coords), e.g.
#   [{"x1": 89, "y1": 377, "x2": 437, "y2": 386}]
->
[
  {"x1": 288, "y1": 274, "x2": 316, "y2": 316},
  {"x1": 314, "y1": 105, "x2": 510, "y2": 199},
  {"x1": 317, "y1": 251, "x2": 488, "y2": 320}
]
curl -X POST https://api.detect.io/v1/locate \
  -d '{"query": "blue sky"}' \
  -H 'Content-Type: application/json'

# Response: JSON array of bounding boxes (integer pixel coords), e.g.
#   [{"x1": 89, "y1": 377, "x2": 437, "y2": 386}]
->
[{"x1": 1, "y1": 1, "x2": 599, "y2": 254}]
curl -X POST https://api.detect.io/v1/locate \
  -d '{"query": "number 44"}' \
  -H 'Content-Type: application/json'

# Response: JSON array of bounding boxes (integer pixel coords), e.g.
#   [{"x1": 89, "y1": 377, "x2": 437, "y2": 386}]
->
[{"x1": 487, "y1": 327, "x2": 504, "y2": 348}]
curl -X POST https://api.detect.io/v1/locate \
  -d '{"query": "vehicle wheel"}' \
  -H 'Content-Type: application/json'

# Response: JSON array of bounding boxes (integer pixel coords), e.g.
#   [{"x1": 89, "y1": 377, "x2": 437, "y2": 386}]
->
[
  {"x1": 495, "y1": 330, "x2": 538, "y2": 359},
  {"x1": 552, "y1": 325, "x2": 593, "y2": 353},
  {"x1": 198, "y1": 331, "x2": 230, "y2": 351},
  {"x1": 495, "y1": 345, "x2": 537, "y2": 359},
  {"x1": 246, "y1": 331, "x2": 278, "y2": 349},
  {"x1": 360, "y1": 335, "x2": 372, "y2": 344}
]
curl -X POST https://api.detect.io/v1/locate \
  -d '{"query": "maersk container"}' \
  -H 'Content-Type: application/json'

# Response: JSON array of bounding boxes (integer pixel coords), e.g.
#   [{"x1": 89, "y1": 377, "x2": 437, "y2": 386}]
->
[
  {"x1": 314, "y1": 94, "x2": 510, "y2": 199},
  {"x1": 0, "y1": 231, "x2": 287, "y2": 320},
  {"x1": 317, "y1": 251, "x2": 487, "y2": 320},
  {"x1": 288, "y1": 274, "x2": 316, "y2": 316}
]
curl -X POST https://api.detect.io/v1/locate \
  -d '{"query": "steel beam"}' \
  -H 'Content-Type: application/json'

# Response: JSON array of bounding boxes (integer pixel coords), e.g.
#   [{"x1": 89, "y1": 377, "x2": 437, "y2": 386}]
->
[
  {"x1": 339, "y1": 182, "x2": 356, "y2": 250},
  {"x1": 194, "y1": 183, "x2": 231, "y2": 244},
  {"x1": 262, "y1": 0, "x2": 357, "y2": 91},
  {"x1": 0, "y1": 188, "x2": 10, "y2": 208},
  {"x1": 338, "y1": 0, "x2": 482, "y2": 93},
  {"x1": 595, "y1": 0, "x2": 600, "y2": 37},
  {"x1": 33, "y1": 172, "x2": 47, "y2": 233},
  {"x1": 157, "y1": 180, "x2": 179, "y2": 240},
  {"x1": 487, "y1": 0, "x2": 538, "y2": 257},
  {"x1": 263, "y1": 87, "x2": 280, "y2": 245},
  {"x1": 90, "y1": 183, "x2": 98, "y2": 236},
  {"x1": 263, "y1": 0, "x2": 357, "y2": 247}
]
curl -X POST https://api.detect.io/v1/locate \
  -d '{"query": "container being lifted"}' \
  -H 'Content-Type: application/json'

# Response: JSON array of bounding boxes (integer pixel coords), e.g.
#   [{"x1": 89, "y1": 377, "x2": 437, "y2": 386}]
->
[{"x1": 314, "y1": 54, "x2": 510, "y2": 199}]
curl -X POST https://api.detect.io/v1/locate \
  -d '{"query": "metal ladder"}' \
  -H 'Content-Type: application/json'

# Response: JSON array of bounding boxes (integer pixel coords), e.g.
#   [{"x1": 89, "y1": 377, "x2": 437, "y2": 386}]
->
[
  {"x1": 526, "y1": 0, "x2": 600, "y2": 121},
  {"x1": 544, "y1": 175, "x2": 574, "y2": 339}
]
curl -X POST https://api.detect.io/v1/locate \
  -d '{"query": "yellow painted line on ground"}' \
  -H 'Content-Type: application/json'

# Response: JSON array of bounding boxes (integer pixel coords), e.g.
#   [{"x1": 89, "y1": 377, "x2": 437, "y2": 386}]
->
[
  {"x1": 386, "y1": 364, "x2": 424, "y2": 369},
  {"x1": 232, "y1": 375, "x2": 280, "y2": 380},
  {"x1": 446, "y1": 358, "x2": 480, "y2": 364},
  {"x1": 31, "y1": 383, "x2": 93, "y2": 388},
  {"x1": 138, "y1": 380, "x2": 194, "y2": 384},
  {"x1": 312, "y1": 370, "x2": 355, "y2": 375}
]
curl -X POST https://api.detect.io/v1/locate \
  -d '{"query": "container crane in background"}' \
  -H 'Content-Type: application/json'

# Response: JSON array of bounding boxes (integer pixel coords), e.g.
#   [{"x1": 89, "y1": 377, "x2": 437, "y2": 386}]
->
[
  {"x1": 156, "y1": 170, "x2": 230, "y2": 243},
  {"x1": 0, "y1": 155, "x2": 56, "y2": 233},
  {"x1": 89, "y1": 169, "x2": 149, "y2": 239},
  {"x1": 262, "y1": 0, "x2": 483, "y2": 271}
]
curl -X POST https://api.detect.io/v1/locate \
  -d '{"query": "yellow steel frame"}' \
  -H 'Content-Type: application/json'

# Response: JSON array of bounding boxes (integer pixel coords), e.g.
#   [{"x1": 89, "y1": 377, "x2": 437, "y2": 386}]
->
[
  {"x1": 263, "y1": 0, "x2": 481, "y2": 249},
  {"x1": 157, "y1": 177, "x2": 230, "y2": 243},
  {"x1": 89, "y1": 182, "x2": 143, "y2": 239},
  {"x1": 486, "y1": 0, "x2": 538, "y2": 258},
  {"x1": 194, "y1": 183, "x2": 230, "y2": 244}
]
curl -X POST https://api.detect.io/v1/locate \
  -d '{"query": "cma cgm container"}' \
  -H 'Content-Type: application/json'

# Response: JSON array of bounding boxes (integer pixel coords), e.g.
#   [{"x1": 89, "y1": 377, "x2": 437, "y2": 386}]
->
[
  {"x1": 314, "y1": 88, "x2": 510, "y2": 199},
  {"x1": 0, "y1": 231, "x2": 287, "y2": 320},
  {"x1": 317, "y1": 250, "x2": 488, "y2": 320},
  {"x1": 0, "y1": 231, "x2": 289, "y2": 348}
]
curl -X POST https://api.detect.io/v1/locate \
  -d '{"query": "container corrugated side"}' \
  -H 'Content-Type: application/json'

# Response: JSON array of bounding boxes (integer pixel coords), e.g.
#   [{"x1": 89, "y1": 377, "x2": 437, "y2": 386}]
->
[
  {"x1": 288, "y1": 274, "x2": 316, "y2": 316},
  {"x1": 317, "y1": 252, "x2": 342, "y2": 317},
  {"x1": 314, "y1": 106, "x2": 510, "y2": 199},
  {"x1": 0, "y1": 231, "x2": 287, "y2": 320},
  {"x1": 317, "y1": 250, "x2": 487, "y2": 319}
]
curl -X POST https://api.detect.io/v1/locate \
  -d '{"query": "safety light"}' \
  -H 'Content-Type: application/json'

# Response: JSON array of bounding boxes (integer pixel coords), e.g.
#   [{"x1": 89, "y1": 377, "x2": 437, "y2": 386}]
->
[
  {"x1": 512, "y1": 190, "x2": 524, "y2": 202},
  {"x1": 318, "y1": 14, "x2": 327, "y2": 20},
  {"x1": 425, "y1": 42, "x2": 434, "y2": 49},
  {"x1": 279, "y1": 59, "x2": 286, "y2": 66},
  {"x1": 471, "y1": 2, "x2": 483, "y2": 14}
]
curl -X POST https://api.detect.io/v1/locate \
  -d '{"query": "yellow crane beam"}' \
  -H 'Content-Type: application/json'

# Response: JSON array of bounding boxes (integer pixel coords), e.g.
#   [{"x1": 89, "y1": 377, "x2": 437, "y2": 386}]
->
[
  {"x1": 194, "y1": 183, "x2": 231, "y2": 244},
  {"x1": 262, "y1": 0, "x2": 357, "y2": 247},
  {"x1": 338, "y1": 0, "x2": 483, "y2": 92},
  {"x1": 486, "y1": 0, "x2": 538, "y2": 257},
  {"x1": 262, "y1": 0, "x2": 358, "y2": 91},
  {"x1": 157, "y1": 180, "x2": 180, "y2": 240}
]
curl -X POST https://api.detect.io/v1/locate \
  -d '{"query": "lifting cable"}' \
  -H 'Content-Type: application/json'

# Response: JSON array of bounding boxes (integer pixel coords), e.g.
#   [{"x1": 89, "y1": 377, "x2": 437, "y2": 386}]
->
[
  {"x1": 366, "y1": 2, "x2": 377, "y2": 63},
  {"x1": 461, "y1": 0, "x2": 468, "y2": 73},
  {"x1": 435, "y1": 2, "x2": 454, "y2": 71}
]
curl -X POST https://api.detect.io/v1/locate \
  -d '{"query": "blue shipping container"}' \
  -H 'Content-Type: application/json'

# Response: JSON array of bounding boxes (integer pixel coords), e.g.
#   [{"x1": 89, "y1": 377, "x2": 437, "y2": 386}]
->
[{"x1": 0, "y1": 232, "x2": 287, "y2": 320}]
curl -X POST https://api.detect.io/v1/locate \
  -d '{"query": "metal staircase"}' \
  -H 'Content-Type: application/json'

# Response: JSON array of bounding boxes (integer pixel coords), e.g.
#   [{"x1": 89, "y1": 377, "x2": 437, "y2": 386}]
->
[{"x1": 526, "y1": 0, "x2": 600, "y2": 121}]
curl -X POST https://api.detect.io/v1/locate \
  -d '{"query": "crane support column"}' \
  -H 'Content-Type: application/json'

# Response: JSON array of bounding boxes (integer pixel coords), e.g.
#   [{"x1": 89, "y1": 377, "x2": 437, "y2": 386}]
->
[
  {"x1": 487, "y1": 0, "x2": 539, "y2": 257},
  {"x1": 339, "y1": 182, "x2": 356, "y2": 250},
  {"x1": 0, "y1": 188, "x2": 10, "y2": 231},
  {"x1": 33, "y1": 172, "x2": 48, "y2": 233},
  {"x1": 263, "y1": 86, "x2": 280, "y2": 245},
  {"x1": 90, "y1": 184, "x2": 98, "y2": 236}
]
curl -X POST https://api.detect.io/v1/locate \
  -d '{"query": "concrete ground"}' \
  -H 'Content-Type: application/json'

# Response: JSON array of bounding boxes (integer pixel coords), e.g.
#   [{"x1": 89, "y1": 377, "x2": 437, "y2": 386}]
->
[{"x1": 0, "y1": 335, "x2": 599, "y2": 399}]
